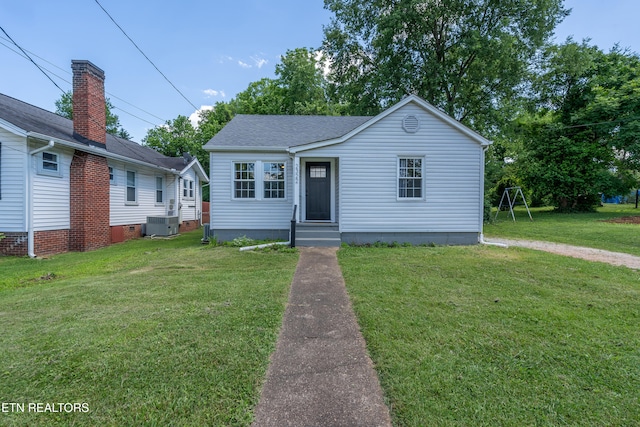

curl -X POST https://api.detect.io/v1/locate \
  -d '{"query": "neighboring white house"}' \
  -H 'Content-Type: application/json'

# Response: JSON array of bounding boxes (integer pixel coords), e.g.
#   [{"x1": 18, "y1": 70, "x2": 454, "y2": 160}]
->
[
  {"x1": 204, "y1": 95, "x2": 491, "y2": 246},
  {"x1": 0, "y1": 60, "x2": 208, "y2": 257}
]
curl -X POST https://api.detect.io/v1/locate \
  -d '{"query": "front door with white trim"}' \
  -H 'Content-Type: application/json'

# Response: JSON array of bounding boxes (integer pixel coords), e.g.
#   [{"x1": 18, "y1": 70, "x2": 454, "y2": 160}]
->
[{"x1": 305, "y1": 162, "x2": 331, "y2": 220}]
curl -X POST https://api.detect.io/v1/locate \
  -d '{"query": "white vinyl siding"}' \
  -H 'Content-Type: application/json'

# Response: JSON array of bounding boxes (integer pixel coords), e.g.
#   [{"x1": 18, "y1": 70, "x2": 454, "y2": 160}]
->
[
  {"x1": 0, "y1": 130, "x2": 27, "y2": 231},
  {"x1": 109, "y1": 161, "x2": 174, "y2": 226},
  {"x1": 301, "y1": 103, "x2": 483, "y2": 233},
  {"x1": 32, "y1": 145, "x2": 72, "y2": 231},
  {"x1": 211, "y1": 153, "x2": 292, "y2": 230},
  {"x1": 179, "y1": 169, "x2": 200, "y2": 222}
]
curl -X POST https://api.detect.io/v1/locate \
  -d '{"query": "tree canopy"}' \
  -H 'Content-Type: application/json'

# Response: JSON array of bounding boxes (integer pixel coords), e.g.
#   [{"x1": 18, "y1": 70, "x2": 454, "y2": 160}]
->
[
  {"x1": 322, "y1": 0, "x2": 568, "y2": 132},
  {"x1": 505, "y1": 41, "x2": 640, "y2": 211},
  {"x1": 55, "y1": 91, "x2": 131, "y2": 139}
]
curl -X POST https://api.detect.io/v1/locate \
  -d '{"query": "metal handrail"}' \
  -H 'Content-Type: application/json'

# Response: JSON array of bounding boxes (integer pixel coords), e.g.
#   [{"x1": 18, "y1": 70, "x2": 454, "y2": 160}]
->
[{"x1": 290, "y1": 205, "x2": 297, "y2": 248}]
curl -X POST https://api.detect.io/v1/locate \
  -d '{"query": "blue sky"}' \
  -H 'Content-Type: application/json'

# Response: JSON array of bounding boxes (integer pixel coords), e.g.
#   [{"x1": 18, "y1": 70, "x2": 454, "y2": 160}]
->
[{"x1": 1, "y1": 0, "x2": 638, "y2": 142}]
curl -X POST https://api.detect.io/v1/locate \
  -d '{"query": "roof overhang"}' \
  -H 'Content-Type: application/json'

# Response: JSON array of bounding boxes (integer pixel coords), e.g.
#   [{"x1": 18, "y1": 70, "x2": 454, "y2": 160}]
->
[
  {"x1": 28, "y1": 132, "x2": 181, "y2": 175},
  {"x1": 206, "y1": 145, "x2": 288, "y2": 153},
  {"x1": 0, "y1": 118, "x2": 28, "y2": 137},
  {"x1": 289, "y1": 95, "x2": 492, "y2": 154},
  {"x1": 181, "y1": 158, "x2": 210, "y2": 183}
]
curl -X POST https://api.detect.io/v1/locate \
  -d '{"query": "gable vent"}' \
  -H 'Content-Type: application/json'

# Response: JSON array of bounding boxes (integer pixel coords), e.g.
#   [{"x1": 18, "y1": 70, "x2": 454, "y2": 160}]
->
[{"x1": 402, "y1": 115, "x2": 420, "y2": 133}]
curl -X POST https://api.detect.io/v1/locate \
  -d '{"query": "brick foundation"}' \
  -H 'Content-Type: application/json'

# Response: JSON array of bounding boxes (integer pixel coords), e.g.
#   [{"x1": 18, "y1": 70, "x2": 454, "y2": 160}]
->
[
  {"x1": 34, "y1": 229, "x2": 70, "y2": 256},
  {"x1": 0, "y1": 232, "x2": 28, "y2": 256},
  {"x1": 179, "y1": 220, "x2": 200, "y2": 233}
]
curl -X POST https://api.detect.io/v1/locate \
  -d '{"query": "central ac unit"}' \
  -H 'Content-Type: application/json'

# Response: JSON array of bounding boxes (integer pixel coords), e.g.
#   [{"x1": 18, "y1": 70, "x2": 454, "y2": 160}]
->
[{"x1": 146, "y1": 216, "x2": 179, "y2": 236}]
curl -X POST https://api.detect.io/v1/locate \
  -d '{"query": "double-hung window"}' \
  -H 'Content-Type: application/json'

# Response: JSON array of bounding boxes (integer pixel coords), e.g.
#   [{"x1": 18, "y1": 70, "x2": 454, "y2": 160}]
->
[
  {"x1": 156, "y1": 177, "x2": 164, "y2": 204},
  {"x1": 234, "y1": 162, "x2": 255, "y2": 199},
  {"x1": 126, "y1": 170, "x2": 137, "y2": 204},
  {"x1": 263, "y1": 162, "x2": 285, "y2": 199},
  {"x1": 398, "y1": 157, "x2": 424, "y2": 199},
  {"x1": 182, "y1": 179, "x2": 194, "y2": 200},
  {"x1": 38, "y1": 151, "x2": 61, "y2": 177},
  {"x1": 233, "y1": 161, "x2": 286, "y2": 200}
]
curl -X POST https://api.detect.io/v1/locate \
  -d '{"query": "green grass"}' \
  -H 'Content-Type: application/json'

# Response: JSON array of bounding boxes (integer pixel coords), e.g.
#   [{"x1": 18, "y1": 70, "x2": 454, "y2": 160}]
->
[
  {"x1": 0, "y1": 231, "x2": 298, "y2": 426},
  {"x1": 484, "y1": 203, "x2": 640, "y2": 256},
  {"x1": 339, "y1": 245, "x2": 640, "y2": 426}
]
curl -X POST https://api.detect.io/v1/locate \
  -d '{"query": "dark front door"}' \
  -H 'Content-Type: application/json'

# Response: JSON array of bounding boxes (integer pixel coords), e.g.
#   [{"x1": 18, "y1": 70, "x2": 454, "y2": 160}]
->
[{"x1": 305, "y1": 162, "x2": 331, "y2": 220}]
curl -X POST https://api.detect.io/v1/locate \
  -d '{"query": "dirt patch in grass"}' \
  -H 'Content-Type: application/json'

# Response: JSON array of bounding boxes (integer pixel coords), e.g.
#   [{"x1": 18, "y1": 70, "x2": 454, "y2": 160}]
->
[{"x1": 602, "y1": 216, "x2": 640, "y2": 224}]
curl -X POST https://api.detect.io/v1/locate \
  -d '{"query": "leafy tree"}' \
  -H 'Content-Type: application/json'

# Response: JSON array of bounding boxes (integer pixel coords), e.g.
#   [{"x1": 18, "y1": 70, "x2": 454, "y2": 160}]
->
[
  {"x1": 55, "y1": 91, "x2": 131, "y2": 139},
  {"x1": 142, "y1": 115, "x2": 202, "y2": 164},
  {"x1": 230, "y1": 48, "x2": 335, "y2": 115},
  {"x1": 322, "y1": 0, "x2": 568, "y2": 131},
  {"x1": 516, "y1": 41, "x2": 639, "y2": 212}
]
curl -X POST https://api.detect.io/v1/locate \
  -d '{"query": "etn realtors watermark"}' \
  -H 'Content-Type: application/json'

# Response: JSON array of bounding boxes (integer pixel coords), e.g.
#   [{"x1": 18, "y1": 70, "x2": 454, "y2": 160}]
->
[{"x1": 2, "y1": 402, "x2": 89, "y2": 413}]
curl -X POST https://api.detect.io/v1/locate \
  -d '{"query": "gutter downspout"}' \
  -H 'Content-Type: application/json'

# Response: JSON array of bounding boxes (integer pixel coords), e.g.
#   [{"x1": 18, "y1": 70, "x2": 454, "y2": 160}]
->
[{"x1": 27, "y1": 140, "x2": 55, "y2": 258}]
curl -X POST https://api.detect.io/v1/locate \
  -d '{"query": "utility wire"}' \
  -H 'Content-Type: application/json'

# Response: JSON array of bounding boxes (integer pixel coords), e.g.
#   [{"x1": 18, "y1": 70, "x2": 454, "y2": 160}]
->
[
  {"x1": 0, "y1": 25, "x2": 66, "y2": 94},
  {"x1": 0, "y1": 36, "x2": 167, "y2": 125},
  {"x1": 93, "y1": 0, "x2": 199, "y2": 111}
]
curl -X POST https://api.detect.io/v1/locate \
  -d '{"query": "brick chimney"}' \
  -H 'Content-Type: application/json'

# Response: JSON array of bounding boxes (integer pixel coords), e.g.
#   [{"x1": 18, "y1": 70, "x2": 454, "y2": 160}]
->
[
  {"x1": 69, "y1": 60, "x2": 111, "y2": 252},
  {"x1": 71, "y1": 60, "x2": 106, "y2": 147}
]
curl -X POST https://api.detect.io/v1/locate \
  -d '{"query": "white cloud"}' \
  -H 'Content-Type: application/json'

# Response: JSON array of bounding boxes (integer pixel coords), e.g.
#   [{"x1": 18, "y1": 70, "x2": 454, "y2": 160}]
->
[
  {"x1": 238, "y1": 60, "x2": 251, "y2": 68},
  {"x1": 251, "y1": 55, "x2": 268, "y2": 69},
  {"x1": 189, "y1": 105, "x2": 214, "y2": 128},
  {"x1": 203, "y1": 89, "x2": 226, "y2": 98}
]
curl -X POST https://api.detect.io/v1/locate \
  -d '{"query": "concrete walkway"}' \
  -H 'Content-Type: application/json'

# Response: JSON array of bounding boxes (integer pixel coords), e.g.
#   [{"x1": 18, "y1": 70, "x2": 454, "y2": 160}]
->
[{"x1": 252, "y1": 247, "x2": 392, "y2": 427}]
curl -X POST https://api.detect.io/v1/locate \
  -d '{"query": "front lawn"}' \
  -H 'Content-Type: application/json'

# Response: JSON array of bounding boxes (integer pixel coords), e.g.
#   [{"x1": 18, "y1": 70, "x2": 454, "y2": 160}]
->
[
  {"x1": 339, "y1": 245, "x2": 640, "y2": 426},
  {"x1": 0, "y1": 231, "x2": 298, "y2": 426},
  {"x1": 484, "y1": 204, "x2": 640, "y2": 256}
]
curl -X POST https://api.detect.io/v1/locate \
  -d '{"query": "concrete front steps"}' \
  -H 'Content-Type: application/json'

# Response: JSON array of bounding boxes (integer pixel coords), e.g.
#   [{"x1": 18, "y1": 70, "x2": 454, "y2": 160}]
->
[{"x1": 295, "y1": 223, "x2": 341, "y2": 247}]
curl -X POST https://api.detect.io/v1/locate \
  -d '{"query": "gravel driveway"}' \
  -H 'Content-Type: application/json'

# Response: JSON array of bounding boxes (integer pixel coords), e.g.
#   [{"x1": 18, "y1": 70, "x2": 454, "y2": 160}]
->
[{"x1": 485, "y1": 238, "x2": 640, "y2": 270}]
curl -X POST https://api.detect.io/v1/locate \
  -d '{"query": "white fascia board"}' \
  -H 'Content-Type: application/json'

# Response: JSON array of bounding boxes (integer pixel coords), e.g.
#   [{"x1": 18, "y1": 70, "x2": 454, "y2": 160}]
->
[
  {"x1": 290, "y1": 95, "x2": 492, "y2": 154},
  {"x1": 205, "y1": 145, "x2": 288, "y2": 153},
  {"x1": 27, "y1": 132, "x2": 179, "y2": 175},
  {"x1": 180, "y1": 158, "x2": 210, "y2": 183},
  {"x1": 0, "y1": 118, "x2": 27, "y2": 137}
]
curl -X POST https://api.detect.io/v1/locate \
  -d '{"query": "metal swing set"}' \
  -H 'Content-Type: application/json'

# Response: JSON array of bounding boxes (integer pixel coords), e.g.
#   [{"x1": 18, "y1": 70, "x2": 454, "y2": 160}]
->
[{"x1": 494, "y1": 186, "x2": 533, "y2": 221}]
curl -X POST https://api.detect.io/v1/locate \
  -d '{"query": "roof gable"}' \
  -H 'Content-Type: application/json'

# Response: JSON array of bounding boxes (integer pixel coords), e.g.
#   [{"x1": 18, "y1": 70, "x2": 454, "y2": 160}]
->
[{"x1": 204, "y1": 95, "x2": 491, "y2": 153}]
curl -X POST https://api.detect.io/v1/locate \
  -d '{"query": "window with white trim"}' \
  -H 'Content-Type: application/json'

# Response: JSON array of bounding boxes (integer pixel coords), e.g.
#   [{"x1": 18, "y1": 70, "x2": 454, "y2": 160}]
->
[
  {"x1": 234, "y1": 162, "x2": 255, "y2": 199},
  {"x1": 263, "y1": 162, "x2": 285, "y2": 199},
  {"x1": 156, "y1": 176, "x2": 164, "y2": 204},
  {"x1": 38, "y1": 151, "x2": 61, "y2": 176},
  {"x1": 182, "y1": 179, "x2": 194, "y2": 200},
  {"x1": 109, "y1": 166, "x2": 116, "y2": 184},
  {"x1": 126, "y1": 170, "x2": 137, "y2": 203},
  {"x1": 398, "y1": 157, "x2": 423, "y2": 199}
]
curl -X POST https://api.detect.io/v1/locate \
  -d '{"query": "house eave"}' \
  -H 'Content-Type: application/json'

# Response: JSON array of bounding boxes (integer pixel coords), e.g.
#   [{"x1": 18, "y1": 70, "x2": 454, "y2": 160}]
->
[
  {"x1": 0, "y1": 118, "x2": 28, "y2": 137},
  {"x1": 205, "y1": 145, "x2": 288, "y2": 153},
  {"x1": 27, "y1": 131, "x2": 180, "y2": 175},
  {"x1": 180, "y1": 158, "x2": 210, "y2": 183}
]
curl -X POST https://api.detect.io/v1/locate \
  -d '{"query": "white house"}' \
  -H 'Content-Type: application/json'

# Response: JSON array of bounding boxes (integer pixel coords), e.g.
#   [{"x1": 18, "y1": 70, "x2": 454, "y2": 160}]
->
[
  {"x1": 0, "y1": 60, "x2": 208, "y2": 257},
  {"x1": 203, "y1": 95, "x2": 491, "y2": 246}
]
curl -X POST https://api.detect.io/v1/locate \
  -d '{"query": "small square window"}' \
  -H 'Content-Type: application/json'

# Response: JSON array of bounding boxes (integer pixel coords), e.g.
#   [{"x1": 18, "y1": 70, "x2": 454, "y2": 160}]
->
[{"x1": 310, "y1": 166, "x2": 326, "y2": 178}]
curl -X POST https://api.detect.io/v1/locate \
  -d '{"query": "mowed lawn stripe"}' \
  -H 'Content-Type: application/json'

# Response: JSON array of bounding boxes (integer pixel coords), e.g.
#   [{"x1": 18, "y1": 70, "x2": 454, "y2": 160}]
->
[
  {"x1": 339, "y1": 245, "x2": 640, "y2": 426},
  {"x1": 0, "y1": 231, "x2": 298, "y2": 426}
]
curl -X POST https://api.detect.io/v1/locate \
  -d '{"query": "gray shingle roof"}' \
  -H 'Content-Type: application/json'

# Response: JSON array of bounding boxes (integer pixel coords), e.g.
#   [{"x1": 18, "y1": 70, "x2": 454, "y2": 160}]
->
[
  {"x1": 0, "y1": 92, "x2": 188, "y2": 170},
  {"x1": 204, "y1": 114, "x2": 372, "y2": 149}
]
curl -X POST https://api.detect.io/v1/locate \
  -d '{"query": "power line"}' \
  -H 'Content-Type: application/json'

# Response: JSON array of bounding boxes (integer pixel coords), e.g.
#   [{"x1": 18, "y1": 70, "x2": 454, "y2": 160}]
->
[
  {"x1": 0, "y1": 36, "x2": 167, "y2": 125},
  {"x1": 0, "y1": 25, "x2": 66, "y2": 94},
  {"x1": 93, "y1": 0, "x2": 199, "y2": 111}
]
